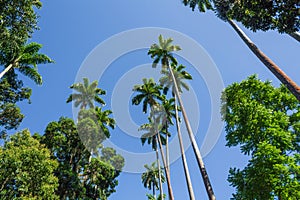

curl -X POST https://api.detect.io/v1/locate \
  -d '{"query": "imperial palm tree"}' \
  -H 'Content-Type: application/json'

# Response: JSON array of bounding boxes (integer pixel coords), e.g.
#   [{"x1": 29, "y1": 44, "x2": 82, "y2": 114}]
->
[
  {"x1": 0, "y1": 42, "x2": 53, "y2": 85},
  {"x1": 66, "y1": 77, "x2": 106, "y2": 109},
  {"x1": 132, "y1": 78, "x2": 174, "y2": 200},
  {"x1": 142, "y1": 162, "x2": 166, "y2": 199},
  {"x1": 148, "y1": 35, "x2": 216, "y2": 200},
  {"x1": 182, "y1": 0, "x2": 300, "y2": 101},
  {"x1": 160, "y1": 63, "x2": 195, "y2": 200}
]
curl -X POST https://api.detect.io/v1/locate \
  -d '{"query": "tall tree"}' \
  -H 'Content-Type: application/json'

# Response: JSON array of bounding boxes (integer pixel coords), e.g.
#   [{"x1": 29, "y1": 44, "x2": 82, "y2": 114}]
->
[
  {"x1": 66, "y1": 77, "x2": 106, "y2": 109},
  {"x1": 182, "y1": 0, "x2": 300, "y2": 101},
  {"x1": 142, "y1": 162, "x2": 166, "y2": 198},
  {"x1": 213, "y1": 0, "x2": 300, "y2": 41},
  {"x1": 160, "y1": 63, "x2": 195, "y2": 200},
  {"x1": 133, "y1": 78, "x2": 174, "y2": 200},
  {"x1": 221, "y1": 75, "x2": 300, "y2": 199},
  {"x1": 148, "y1": 35, "x2": 216, "y2": 200},
  {"x1": 0, "y1": 130, "x2": 59, "y2": 199},
  {"x1": 42, "y1": 117, "x2": 124, "y2": 199}
]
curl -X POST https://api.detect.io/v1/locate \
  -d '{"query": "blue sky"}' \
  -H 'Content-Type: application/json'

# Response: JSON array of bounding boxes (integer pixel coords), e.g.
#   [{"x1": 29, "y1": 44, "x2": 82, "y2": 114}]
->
[{"x1": 14, "y1": 0, "x2": 300, "y2": 199}]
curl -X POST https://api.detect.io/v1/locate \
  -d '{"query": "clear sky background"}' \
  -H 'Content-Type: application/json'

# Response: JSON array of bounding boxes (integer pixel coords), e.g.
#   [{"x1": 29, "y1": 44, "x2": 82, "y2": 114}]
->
[{"x1": 14, "y1": 0, "x2": 299, "y2": 199}]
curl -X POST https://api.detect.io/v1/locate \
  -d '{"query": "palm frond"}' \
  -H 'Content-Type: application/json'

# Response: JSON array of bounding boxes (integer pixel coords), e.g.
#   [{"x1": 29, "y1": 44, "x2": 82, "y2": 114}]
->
[{"x1": 18, "y1": 66, "x2": 42, "y2": 85}]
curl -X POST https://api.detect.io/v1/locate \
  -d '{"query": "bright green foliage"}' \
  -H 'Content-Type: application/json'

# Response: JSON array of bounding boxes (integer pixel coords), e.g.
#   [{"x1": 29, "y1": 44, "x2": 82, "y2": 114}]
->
[
  {"x1": 0, "y1": 74, "x2": 31, "y2": 138},
  {"x1": 100, "y1": 147, "x2": 125, "y2": 172},
  {"x1": 146, "y1": 194, "x2": 166, "y2": 200},
  {"x1": 221, "y1": 75, "x2": 300, "y2": 199},
  {"x1": 66, "y1": 77, "x2": 106, "y2": 109},
  {"x1": 0, "y1": 130, "x2": 59, "y2": 199},
  {"x1": 42, "y1": 117, "x2": 124, "y2": 200},
  {"x1": 213, "y1": 0, "x2": 299, "y2": 33},
  {"x1": 0, "y1": 42, "x2": 54, "y2": 84},
  {"x1": 183, "y1": 0, "x2": 213, "y2": 12}
]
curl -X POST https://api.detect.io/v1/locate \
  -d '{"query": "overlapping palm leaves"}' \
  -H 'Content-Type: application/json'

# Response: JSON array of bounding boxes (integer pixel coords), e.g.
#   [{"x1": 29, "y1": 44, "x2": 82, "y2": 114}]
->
[
  {"x1": 132, "y1": 79, "x2": 174, "y2": 199},
  {"x1": 0, "y1": 42, "x2": 53, "y2": 85},
  {"x1": 148, "y1": 35, "x2": 216, "y2": 200},
  {"x1": 159, "y1": 63, "x2": 195, "y2": 200}
]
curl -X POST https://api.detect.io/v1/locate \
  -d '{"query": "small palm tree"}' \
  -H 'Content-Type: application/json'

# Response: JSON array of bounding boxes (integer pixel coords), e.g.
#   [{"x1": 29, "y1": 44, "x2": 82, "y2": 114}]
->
[
  {"x1": 95, "y1": 107, "x2": 115, "y2": 139},
  {"x1": 160, "y1": 63, "x2": 195, "y2": 200},
  {"x1": 66, "y1": 77, "x2": 106, "y2": 109},
  {"x1": 148, "y1": 35, "x2": 215, "y2": 200},
  {"x1": 0, "y1": 42, "x2": 53, "y2": 85},
  {"x1": 142, "y1": 162, "x2": 165, "y2": 198}
]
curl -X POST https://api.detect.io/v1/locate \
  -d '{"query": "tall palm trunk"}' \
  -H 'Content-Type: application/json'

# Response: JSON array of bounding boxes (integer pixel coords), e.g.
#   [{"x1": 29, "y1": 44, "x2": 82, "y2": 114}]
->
[
  {"x1": 153, "y1": 181, "x2": 156, "y2": 198},
  {"x1": 167, "y1": 64, "x2": 216, "y2": 200},
  {"x1": 155, "y1": 141, "x2": 164, "y2": 200},
  {"x1": 228, "y1": 19, "x2": 300, "y2": 101},
  {"x1": 288, "y1": 32, "x2": 300, "y2": 42},
  {"x1": 174, "y1": 96, "x2": 195, "y2": 200},
  {"x1": 156, "y1": 132, "x2": 174, "y2": 200}
]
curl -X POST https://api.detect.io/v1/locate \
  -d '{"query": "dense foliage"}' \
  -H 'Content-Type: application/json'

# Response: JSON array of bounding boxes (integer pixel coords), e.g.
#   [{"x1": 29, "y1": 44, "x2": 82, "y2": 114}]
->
[{"x1": 221, "y1": 75, "x2": 300, "y2": 199}]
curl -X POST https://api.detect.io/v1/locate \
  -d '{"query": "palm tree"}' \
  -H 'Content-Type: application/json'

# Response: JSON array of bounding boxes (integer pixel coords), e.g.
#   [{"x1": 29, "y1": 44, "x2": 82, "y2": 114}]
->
[
  {"x1": 66, "y1": 77, "x2": 106, "y2": 109},
  {"x1": 140, "y1": 120, "x2": 165, "y2": 200},
  {"x1": 132, "y1": 78, "x2": 174, "y2": 200},
  {"x1": 182, "y1": 0, "x2": 300, "y2": 101},
  {"x1": 160, "y1": 64, "x2": 195, "y2": 200},
  {"x1": 0, "y1": 42, "x2": 53, "y2": 85},
  {"x1": 148, "y1": 35, "x2": 216, "y2": 200},
  {"x1": 132, "y1": 78, "x2": 164, "y2": 113},
  {"x1": 95, "y1": 107, "x2": 116, "y2": 139},
  {"x1": 142, "y1": 162, "x2": 166, "y2": 198}
]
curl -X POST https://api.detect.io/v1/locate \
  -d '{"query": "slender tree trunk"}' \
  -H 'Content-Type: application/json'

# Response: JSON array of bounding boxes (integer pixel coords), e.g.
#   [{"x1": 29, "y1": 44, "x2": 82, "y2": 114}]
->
[
  {"x1": 288, "y1": 32, "x2": 300, "y2": 42},
  {"x1": 228, "y1": 19, "x2": 300, "y2": 101},
  {"x1": 166, "y1": 129, "x2": 170, "y2": 173},
  {"x1": 155, "y1": 143, "x2": 164, "y2": 200},
  {"x1": 153, "y1": 182, "x2": 156, "y2": 198},
  {"x1": 0, "y1": 56, "x2": 21, "y2": 79},
  {"x1": 174, "y1": 96, "x2": 195, "y2": 200},
  {"x1": 167, "y1": 64, "x2": 216, "y2": 200},
  {"x1": 156, "y1": 133, "x2": 174, "y2": 200}
]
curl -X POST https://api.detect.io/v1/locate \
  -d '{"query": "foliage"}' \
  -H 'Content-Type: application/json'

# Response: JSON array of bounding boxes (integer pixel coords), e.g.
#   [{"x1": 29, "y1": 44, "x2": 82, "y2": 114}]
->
[
  {"x1": 0, "y1": 74, "x2": 31, "y2": 138},
  {"x1": 221, "y1": 75, "x2": 300, "y2": 199},
  {"x1": 66, "y1": 77, "x2": 106, "y2": 109},
  {"x1": 42, "y1": 117, "x2": 124, "y2": 199},
  {"x1": 142, "y1": 162, "x2": 166, "y2": 192},
  {"x1": 183, "y1": 0, "x2": 299, "y2": 34},
  {"x1": 213, "y1": 0, "x2": 299, "y2": 33},
  {"x1": 0, "y1": 130, "x2": 59, "y2": 199},
  {"x1": 0, "y1": 0, "x2": 42, "y2": 59}
]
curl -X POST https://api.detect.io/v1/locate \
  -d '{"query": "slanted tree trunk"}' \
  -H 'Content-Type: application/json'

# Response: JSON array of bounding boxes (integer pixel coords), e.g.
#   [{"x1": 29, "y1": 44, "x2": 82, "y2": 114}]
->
[
  {"x1": 174, "y1": 95, "x2": 195, "y2": 200},
  {"x1": 167, "y1": 64, "x2": 216, "y2": 200},
  {"x1": 228, "y1": 19, "x2": 300, "y2": 101},
  {"x1": 288, "y1": 32, "x2": 300, "y2": 42}
]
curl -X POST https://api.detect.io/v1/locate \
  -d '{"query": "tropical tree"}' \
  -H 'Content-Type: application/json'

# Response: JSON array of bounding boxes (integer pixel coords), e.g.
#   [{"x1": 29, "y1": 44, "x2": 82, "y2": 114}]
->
[
  {"x1": 42, "y1": 117, "x2": 124, "y2": 199},
  {"x1": 139, "y1": 118, "x2": 168, "y2": 200},
  {"x1": 142, "y1": 162, "x2": 166, "y2": 198},
  {"x1": 148, "y1": 35, "x2": 216, "y2": 200},
  {"x1": 133, "y1": 78, "x2": 174, "y2": 200},
  {"x1": 160, "y1": 63, "x2": 195, "y2": 200},
  {"x1": 0, "y1": 42, "x2": 53, "y2": 84},
  {"x1": 0, "y1": 130, "x2": 59, "y2": 199},
  {"x1": 66, "y1": 77, "x2": 106, "y2": 109},
  {"x1": 212, "y1": 0, "x2": 300, "y2": 41},
  {"x1": 221, "y1": 75, "x2": 300, "y2": 199},
  {"x1": 182, "y1": 0, "x2": 300, "y2": 101}
]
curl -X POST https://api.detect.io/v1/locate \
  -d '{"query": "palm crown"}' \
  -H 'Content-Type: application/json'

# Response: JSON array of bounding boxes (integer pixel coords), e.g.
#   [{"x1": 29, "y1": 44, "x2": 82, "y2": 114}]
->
[
  {"x1": 148, "y1": 35, "x2": 181, "y2": 68},
  {"x1": 66, "y1": 77, "x2": 106, "y2": 109}
]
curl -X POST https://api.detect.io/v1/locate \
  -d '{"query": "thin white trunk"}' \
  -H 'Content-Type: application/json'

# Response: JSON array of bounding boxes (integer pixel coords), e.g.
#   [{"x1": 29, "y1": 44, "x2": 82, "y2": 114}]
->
[
  {"x1": 156, "y1": 144, "x2": 164, "y2": 200},
  {"x1": 167, "y1": 64, "x2": 216, "y2": 200},
  {"x1": 175, "y1": 96, "x2": 195, "y2": 200},
  {"x1": 288, "y1": 32, "x2": 300, "y2": 42},
  {"x1": 0, "y1": 57, "x2": 21, "y2": 79}
]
